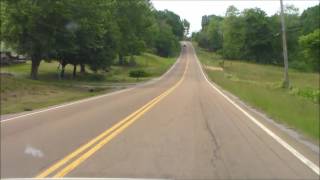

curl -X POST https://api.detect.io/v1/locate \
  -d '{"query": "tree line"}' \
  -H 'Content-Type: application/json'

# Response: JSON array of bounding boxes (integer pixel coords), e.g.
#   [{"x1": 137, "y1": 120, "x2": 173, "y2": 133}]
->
[
  {"x1": 193, "y1": 5, "x2": 319, "y2": 72},
  {"x1": 0, "y1": 0, "x2": 189, "y2": 79}
]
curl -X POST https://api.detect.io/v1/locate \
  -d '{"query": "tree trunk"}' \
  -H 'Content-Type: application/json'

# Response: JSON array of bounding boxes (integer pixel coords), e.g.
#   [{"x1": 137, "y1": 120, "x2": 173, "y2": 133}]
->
[
  {"x1": 80, "y1": 64, "x2": 86, "y2": 74},
  {"x1": 72, "y1": 64, "x2": 77, "y2": 78},
  {"x1": 60, "y1": 64, "x2": 66, "y2": 79},
  {"x1": 280, "y1": 0, "x2": 290, "y2": 88},
  {"x1": 30, "y1": 55, "x2": 41, "y2": 80}
]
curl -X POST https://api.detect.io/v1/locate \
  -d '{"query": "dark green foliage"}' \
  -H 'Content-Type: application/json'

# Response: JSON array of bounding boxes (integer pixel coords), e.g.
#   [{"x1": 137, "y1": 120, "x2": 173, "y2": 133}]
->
[
  {"x1": 299, "y1": 29, "x2": 320, "y2": 71},
  {"x1": 196, "y1": 15, "x2": 224, "y2": 51},
  {"x1": 86, "y1": 74, "x2": 106, "y2": 82},
  {"x1": 154, "y1": 24, "x2": 180, "y2": 57},
  {"x1": 222, "y1": 6, "x2": 245, "y2": 59},
  {"x1": 129, "y1": 69, "x2": 149, "y2": 80},
  {"x1": 269, "y1": 5, "x2": 301, "y2": 65},
  {"x1": 115, "y1": 0, "x2": 152, "y2": 63},
  {"x1": 1, "y1": 0, "x2": 68, "y2": 79},
  {"x1": 300, "y1": 5, "x2": 320, "y2": 34},
  {"x1": 155, "y1": 10, "x2": 185, "y2": 40},
  {"x1": 152, "y1": 10, "x2": 184, "y2": 57},
  {"x1": 1, "y1": 0, "x2": 185, "y2": 79},
  {"x1": 194, "y1": 4, "x2": 320, "y2": 72},
  {"x1": 242, "y1": 8, "x2": 273, "y2": 63}
]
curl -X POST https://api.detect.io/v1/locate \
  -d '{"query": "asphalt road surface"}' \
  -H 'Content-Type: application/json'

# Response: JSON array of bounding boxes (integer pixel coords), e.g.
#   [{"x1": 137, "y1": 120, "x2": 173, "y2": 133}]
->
[{"x1": 1, "y1": 42, "x2": 319, "y2": 179}]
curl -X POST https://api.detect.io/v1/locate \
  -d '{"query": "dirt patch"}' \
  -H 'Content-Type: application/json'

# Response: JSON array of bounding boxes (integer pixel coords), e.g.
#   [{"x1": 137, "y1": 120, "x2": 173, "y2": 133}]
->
[{"x1": 205, "y1": 66, "x2": 223, "y2": 71}]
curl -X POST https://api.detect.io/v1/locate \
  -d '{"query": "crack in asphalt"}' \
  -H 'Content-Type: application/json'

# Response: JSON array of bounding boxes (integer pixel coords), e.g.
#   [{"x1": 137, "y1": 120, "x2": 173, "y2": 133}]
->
[{"x1": 198, "y1": 95, "x2": 221, "y2": 167}]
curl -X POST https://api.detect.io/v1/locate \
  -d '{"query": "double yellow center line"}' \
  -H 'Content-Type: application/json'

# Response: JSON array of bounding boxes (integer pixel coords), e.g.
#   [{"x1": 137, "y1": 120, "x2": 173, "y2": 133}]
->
[{"x1": 35, "y1": 57, "x2": 189, "y2": 178}]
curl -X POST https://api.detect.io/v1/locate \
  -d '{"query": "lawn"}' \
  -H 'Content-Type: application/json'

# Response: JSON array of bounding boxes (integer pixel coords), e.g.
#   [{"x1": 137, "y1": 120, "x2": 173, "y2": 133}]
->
[
  {"x1": 194, "y1": 43, "x2": 320, "y2": 141},
  {"x1": 0, "y1": 53, "x2": 176, "y2": 115}
]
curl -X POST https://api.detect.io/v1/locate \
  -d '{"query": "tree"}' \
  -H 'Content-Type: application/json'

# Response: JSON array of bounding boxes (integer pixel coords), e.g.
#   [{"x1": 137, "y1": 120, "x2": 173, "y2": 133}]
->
[
  {"x1": 1, "y1": 0, "x2": 68, "y2": 79},
  {"x1": 242, "y1": 8, "x2": 273, "y2": 63},
  {"x1": 299, "y1": 29, "x2": 320, "y2": 71},
  {"x1": 154, "y1": 23, "x2": 179, "y2": 57},
  {"x1": 196, "y1": 3, "x2": 319, "y2": 73},
  {"x1": 196, "y1": 31, "x2": 210, "y2": 49},
  {"x1": 183, "y1": 19, "x2": 190, "y2": 38},
  {"x1": 156, "y1": 10, "x2": 184, "y2": 40},
  {"x1": 222, "y1": 6, "x2": 245, "y2": 59},
  {"x1": 196, "y1": 15, "x2": 223, "y2": 51},
  {"x1": 51, "y1": 0, "x2": 119, "y2": 78},
  {"x1": 115, "y1": 0, "x2": 153, "y2": 65},
  {"x1": 201, "y1": 15, "x2": 210, "y2": 30},
  {"x1": 269, "y1": 5, "x2": 301, "y2": 65},
  {"x1": 300, "y1": 5, "x2": 320, "y2": 35},
  {"x1": 71, "y1": 0, "x2": 119, "y2": 74},
  {"x1": 206, "y1": 16, "x2": 223, "y2": 51},
  {"x1": 152, "y1": 10, "x2": 183, "y2": 57},
  {"x1": 0, "y1": 0, "x2": 184, "y2": 80}
]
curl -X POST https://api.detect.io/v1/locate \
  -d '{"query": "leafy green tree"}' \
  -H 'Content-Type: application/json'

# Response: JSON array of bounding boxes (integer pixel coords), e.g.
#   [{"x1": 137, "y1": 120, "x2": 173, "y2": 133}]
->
[
  {"x1": 115, "y1": 0, "x2": 153, "y2": 65},
  {"x1": 72, "y1": 0, "x2": 119, "y2": 74},
  {"x1": 300, "y1": 5, "x2": 320, "y2": 35},
  {"x1": 196, "y1": 31, "x2": 210, "y2": 49},
  {"x1": 156, "y1": 10, "x2": 184, "y2": 40},
  {"x1": 242, "y1": 8, "x2": 273, "y2": 63},
  {"x1": 269, "y1": 5, "x2": 301, "y2": 65},
  {"x1": 222, "y1": 6, "x2": 245, "y2": 59},
  {"x1": 1, "y1": 0, "x2": 68, "y2": 79},
  {"x1": 151, "y1": 10, "x2": 183, "y2": 57},
  {"x1": 196, "y1": 4, "x2": 319, "y2": 72},
  {"x1": 201, "y1": 15, "x2": 210, "y2": 30},
  {"x1": 183, "y1": 19, "x2": 190, "y2": 38},
  {"x1": 154, "y1": 23, "x2": 180, "y2": 57},
  {"x1": 299, "y1": 29, "x2": 320, "y2": 71},
  {"x1": 197, "y1": 15, "x2": 223, "y2": 51},
  {"x1": 52, "y1": 0, "x2": 119, "y2": 77},
  {"x1": 206, "y1": 16, "x2": 223, "y2": 51}
]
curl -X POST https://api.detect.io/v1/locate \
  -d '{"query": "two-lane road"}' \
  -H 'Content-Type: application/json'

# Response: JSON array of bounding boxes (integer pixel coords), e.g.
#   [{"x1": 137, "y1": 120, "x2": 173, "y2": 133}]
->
[{"x1": 1, "y1": 42, "x2": 319, "y2": 179}]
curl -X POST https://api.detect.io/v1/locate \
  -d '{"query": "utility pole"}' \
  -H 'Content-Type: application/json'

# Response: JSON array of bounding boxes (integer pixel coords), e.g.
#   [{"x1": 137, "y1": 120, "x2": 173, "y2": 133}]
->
[{"x1": 280, "y1": 0, "x2": 290, "y2": 88}]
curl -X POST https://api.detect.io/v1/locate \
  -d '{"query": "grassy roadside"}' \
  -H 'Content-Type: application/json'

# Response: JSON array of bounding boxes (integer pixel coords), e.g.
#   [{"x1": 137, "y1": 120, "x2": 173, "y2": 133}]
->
[
  {"x1": 0, "y1": 53, "x2": 176, "y2": 115},
  {"x1": 194, "y1": 43, "x2": 319, "y2": 141}
]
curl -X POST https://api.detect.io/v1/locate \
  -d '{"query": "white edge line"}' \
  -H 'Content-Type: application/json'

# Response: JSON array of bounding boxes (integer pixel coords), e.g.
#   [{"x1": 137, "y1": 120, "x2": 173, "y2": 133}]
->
[
  {"x1": 0, "y1": 51, "x2": 183, "y2": 123},
  {"x1": 191, "y1": 44, "x2": 320, "y2": 175}
]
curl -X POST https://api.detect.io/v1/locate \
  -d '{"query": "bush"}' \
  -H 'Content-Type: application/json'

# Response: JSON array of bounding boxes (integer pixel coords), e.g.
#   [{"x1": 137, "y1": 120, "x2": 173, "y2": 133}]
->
[
  {"x1": 82, "y1": 74, "x2": 105, "y2": 81},
  {"x1": 129, "y1": 69, "x2": 149, "y2": 80},
  {"x1": 290, "y1": 60, "x2": 312, "y2": 72},
  {"x1": 299, "y1": 29, "x2": 320, "y2": 72},
  {"x1": 289, "y1": 87, "x2": 320, "y2": 103}
]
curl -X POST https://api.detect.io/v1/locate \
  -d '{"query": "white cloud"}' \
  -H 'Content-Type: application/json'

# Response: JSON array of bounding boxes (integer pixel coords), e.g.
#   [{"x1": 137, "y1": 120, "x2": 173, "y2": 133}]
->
[{"x1": 151, "y1": 0, "x2": 319, "y2": 32}]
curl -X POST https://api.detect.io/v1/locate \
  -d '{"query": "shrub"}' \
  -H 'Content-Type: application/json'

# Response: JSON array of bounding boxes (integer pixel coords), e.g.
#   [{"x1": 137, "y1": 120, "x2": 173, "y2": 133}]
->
[
  {"x1": 83, "y1": 74, "x2": 105, "y2": 81},
  {"x1": 129, "y1": 69, "x2": 149, "y2": 80},
  {"x1": 290, "y1": 60, "x2": 312, "y2": 72},
  {"x1": 289, "y1": 87, "x2": 320, "y2": 103}
]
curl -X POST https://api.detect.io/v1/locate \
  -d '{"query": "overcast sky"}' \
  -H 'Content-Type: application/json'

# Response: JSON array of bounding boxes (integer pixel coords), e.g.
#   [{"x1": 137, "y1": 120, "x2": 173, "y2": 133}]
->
[{"x1": 151, "y1": 0, "x2": 319, "y2": 33}]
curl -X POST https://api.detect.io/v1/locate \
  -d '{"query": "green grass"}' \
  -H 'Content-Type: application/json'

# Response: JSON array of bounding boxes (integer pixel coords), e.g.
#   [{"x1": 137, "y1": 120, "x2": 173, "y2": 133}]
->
[
  {"x1": 104, "y1": 53, "x2": 176, "y2": 82},
  {"x1": 0, "y1": 53, "x2": 176, "y2": 114},
  {"x1": 0, "y1": 75, "x2": 103, "y2": 114},
  {"x1": 194, "y1": 43, "x2": 320, "y2": 141},
  {"x1": 1, "y1": 53, "x2": 176, "y2": 83}
]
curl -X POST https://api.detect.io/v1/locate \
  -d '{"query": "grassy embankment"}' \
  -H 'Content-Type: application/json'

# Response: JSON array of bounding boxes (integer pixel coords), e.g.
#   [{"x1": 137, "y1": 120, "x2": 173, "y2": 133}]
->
[
  {"x1": 194, "y1": 43, "x2": 319, "y2": 141},
  {"x1": 0, "y1": 53, "x2": 176, "y2": 115}
]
